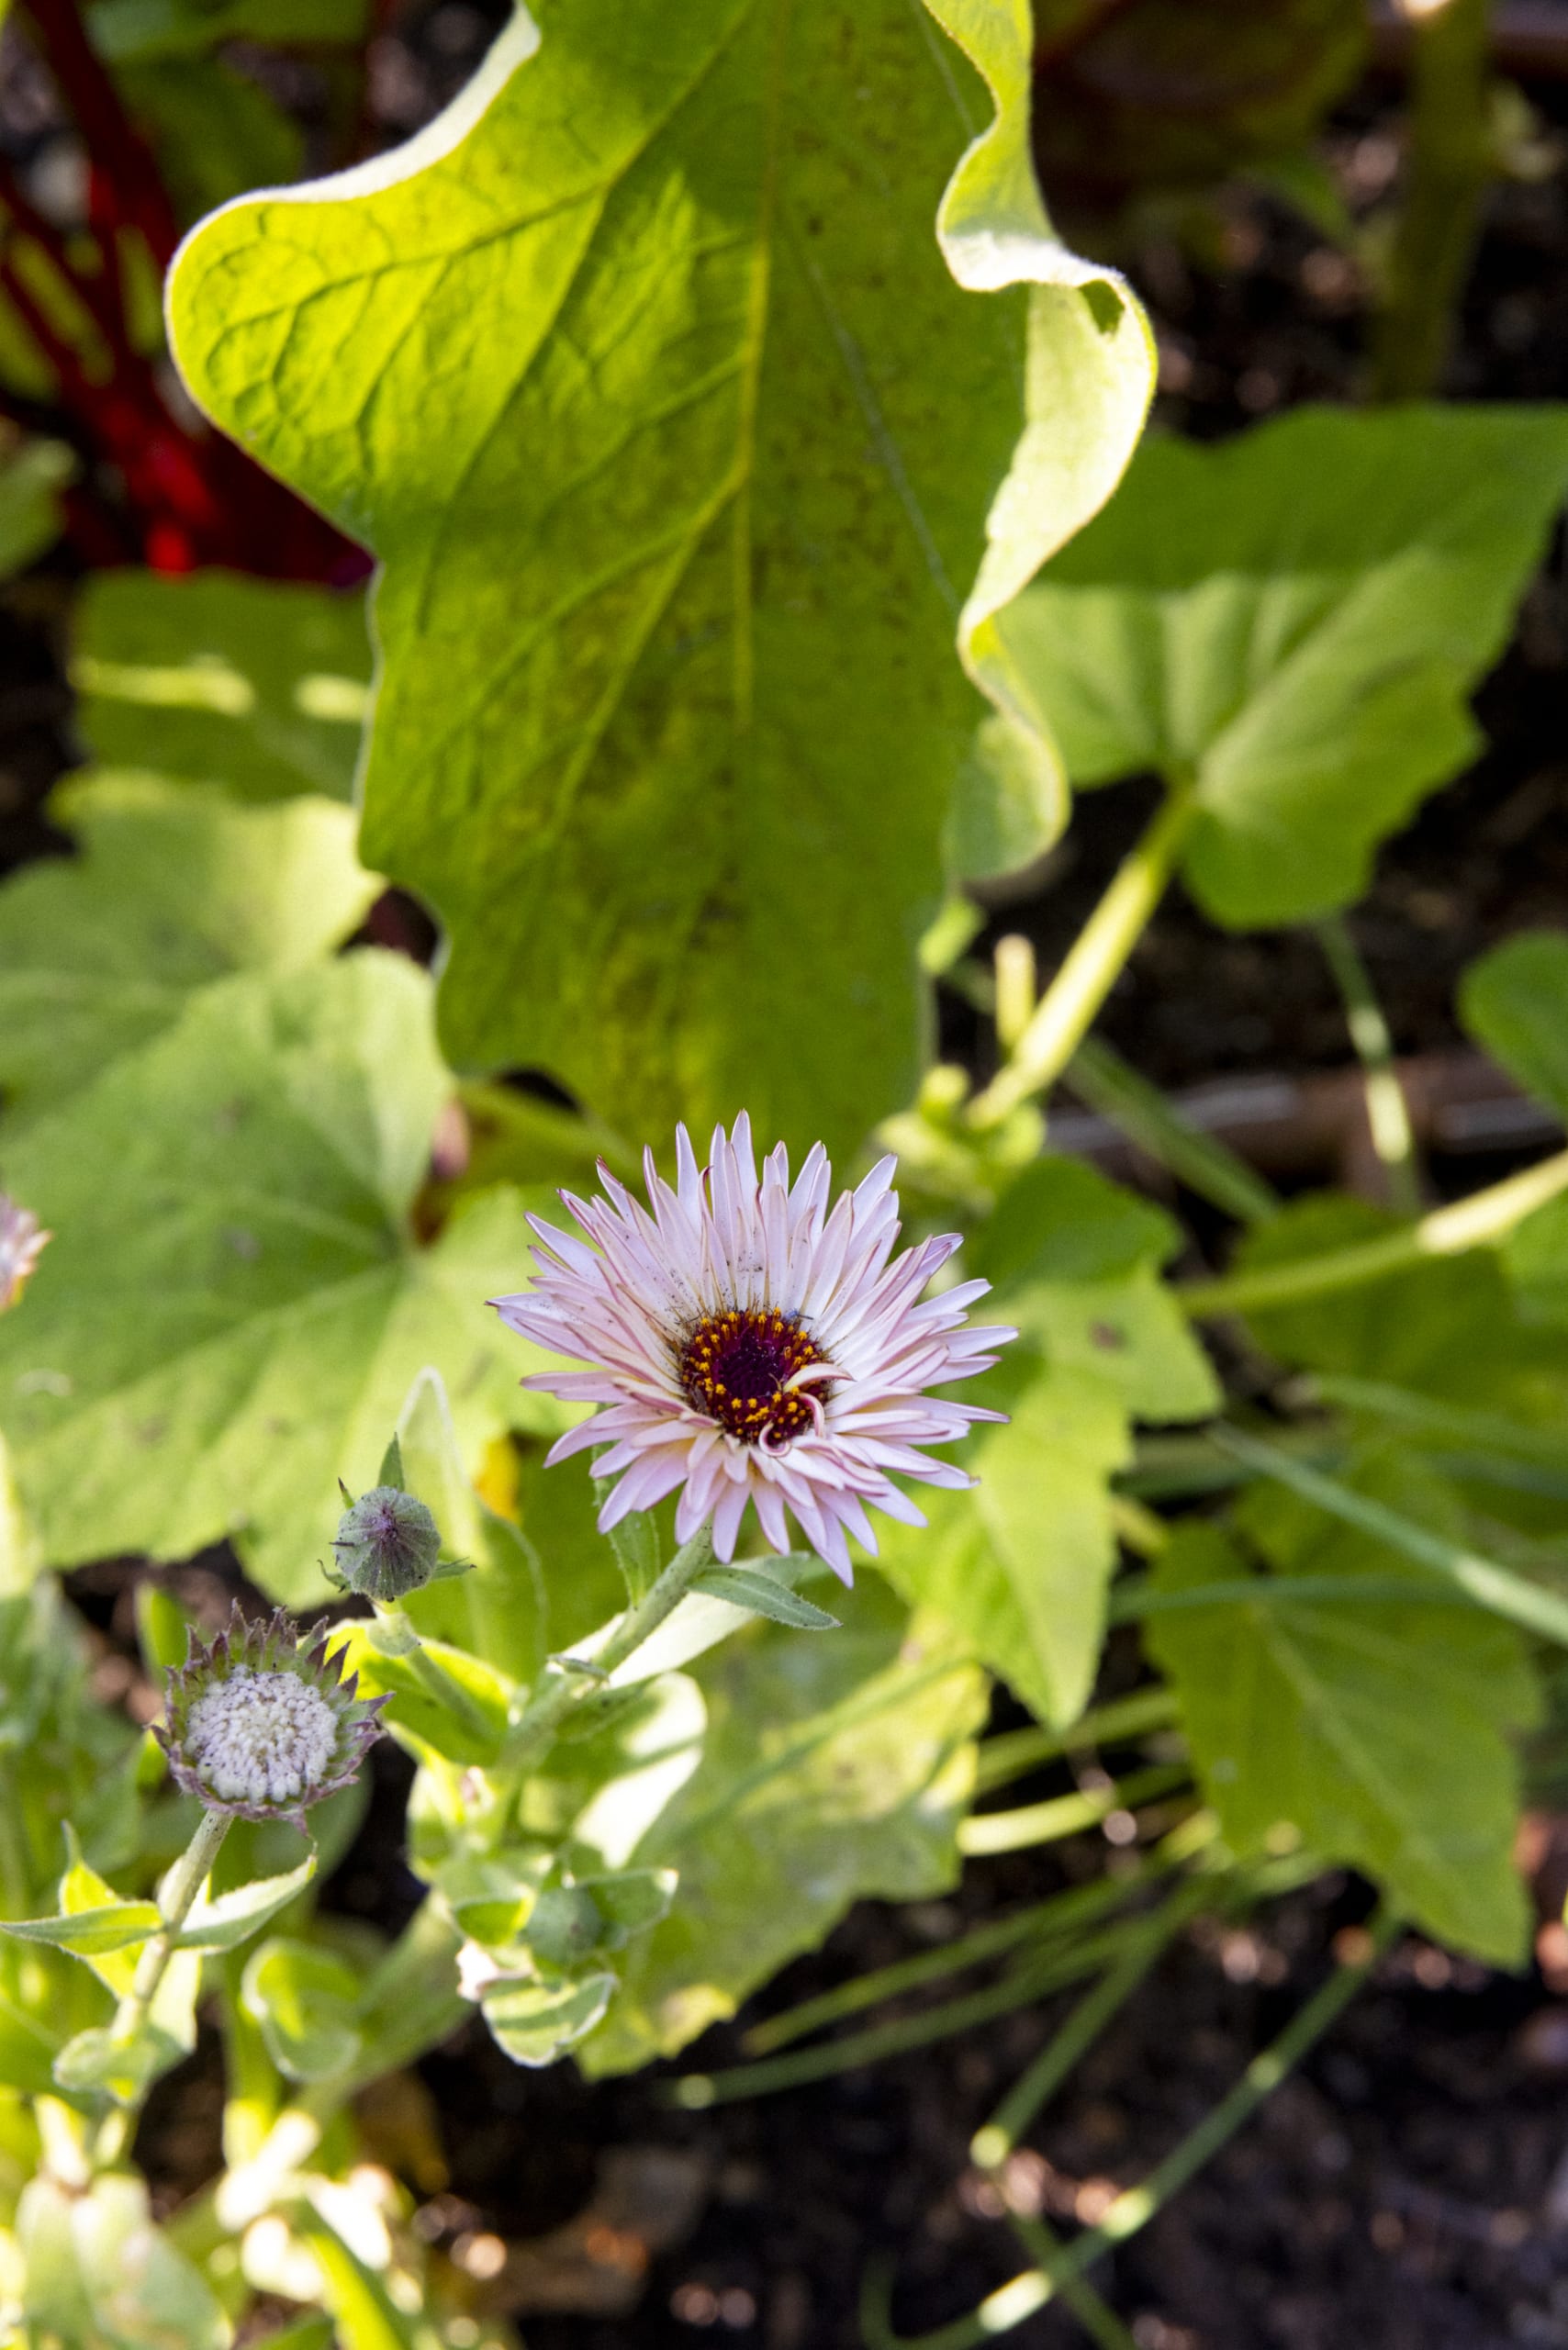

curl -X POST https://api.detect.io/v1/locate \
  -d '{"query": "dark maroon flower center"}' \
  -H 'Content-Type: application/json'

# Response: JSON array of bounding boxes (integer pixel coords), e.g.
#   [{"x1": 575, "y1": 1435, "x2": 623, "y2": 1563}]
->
[{"x1": 678, "y1": 1307, "x2": 832, "y2": 1446}]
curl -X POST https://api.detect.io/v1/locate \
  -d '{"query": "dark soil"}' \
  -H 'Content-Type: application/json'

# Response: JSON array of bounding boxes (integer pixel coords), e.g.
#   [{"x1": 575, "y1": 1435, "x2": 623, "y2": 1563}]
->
[{"x1": 15, "y1": 16, "x2": 1568, "y2": 2350}]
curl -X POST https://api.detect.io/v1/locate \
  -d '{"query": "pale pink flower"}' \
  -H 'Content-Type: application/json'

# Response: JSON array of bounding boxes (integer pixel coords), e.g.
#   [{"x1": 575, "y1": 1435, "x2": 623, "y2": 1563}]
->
[
  {"x1": 0, "y1": 1194, "x2": 49, "y2": 1313},
  {"x1": 491, "y1": 1116, "x2": 1013, "y2": 1583}
]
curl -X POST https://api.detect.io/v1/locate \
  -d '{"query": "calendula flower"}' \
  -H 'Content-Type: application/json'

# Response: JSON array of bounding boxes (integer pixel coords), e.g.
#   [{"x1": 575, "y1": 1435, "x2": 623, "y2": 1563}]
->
[
  {"x1": 491, "y1": 1116, "x2": 1013, "y2": 1583},
  {"x1": 158, "y1": 1607, "x2": 386, "y2": 1826},
  {"x1": 0, "y1": 1193, "x2": 49, "y2": 1311}
]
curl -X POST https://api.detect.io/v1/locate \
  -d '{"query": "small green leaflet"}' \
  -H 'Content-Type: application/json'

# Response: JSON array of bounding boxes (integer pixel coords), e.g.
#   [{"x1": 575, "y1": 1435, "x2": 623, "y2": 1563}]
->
[
  {"x1": 1463, "y1": 930, "x2": 1568, "y2": 1123},
  {"x1": 580, "y1": 1582, "x2": 984, "y2": 2075},
  {"x1": 174, "y1": 1850, "x2": 318, "y2": 1953},
  {"x1": 692, "y1": 1566, "x2": 841, "y2": 1630},
  {"x1": 0, "y1": 771, "x2": 376, "y2": 1125},
  {"x1": 995, "y1": 405, "x2": 1568, "y2": 922},
  {"x1": 879, "y1": 1157, "x2": 1218, "y2": 1728},
  {"x1": 241, "y1": 1938, "x2": 363, "y2": 2081},
  {"x1": 73, "y1": 570, "x2": 372, "y2": 802},
  {"x1": 1147, "y1": 1452, "x2": 1539, "y2": 1965},
  {"x1": 168, "y1": 0, "x2": 1149, "y2": 1158},
  {"x1": 483, "y1": 1971, "x2": 617, "y2": 2069},
  {"x1": 0, "y1": 956, "x2": 568, "y2": 1600},
  {"x1": 1, "y1": 1900, "x2": 161, "y2": 1956}
]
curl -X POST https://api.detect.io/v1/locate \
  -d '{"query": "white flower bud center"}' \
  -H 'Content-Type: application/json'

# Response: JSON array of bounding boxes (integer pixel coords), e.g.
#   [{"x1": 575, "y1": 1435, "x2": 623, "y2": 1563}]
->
[{"x1": 185, "y1": 1665, "x2": 339, "y2": 1807}]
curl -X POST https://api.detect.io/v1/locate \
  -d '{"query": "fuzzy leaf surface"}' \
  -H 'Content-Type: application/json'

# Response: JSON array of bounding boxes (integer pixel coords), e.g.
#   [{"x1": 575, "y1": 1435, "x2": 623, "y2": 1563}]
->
[
  {"x1": 168, "y1": 0, "x2": 1149, "y2": 1153},
  {"x1": 1148, "y1": 1455, "x2": 1539, "y2": 1964},
  {"x1": 580, "y1": 1583, "x2": 984, "y2": 2072},
  {"x1": 0, "y1": 773, "x2": 375, "y2": 1125},
  {"x1": 998, "y1": 405, "x2": 1568, "y2": 921},
  {"x1": 74, "y1": 571, "x2": 371, "y2": 802},
  {"x1": 0, "y1": 957, "x2": 565, "y2": 1598}
]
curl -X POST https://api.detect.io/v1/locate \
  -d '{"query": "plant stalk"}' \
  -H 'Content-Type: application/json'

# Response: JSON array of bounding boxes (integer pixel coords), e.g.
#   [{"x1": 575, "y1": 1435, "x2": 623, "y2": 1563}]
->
[
  {"x1": 862, "y1": 1908, "x2": 1397, "y2": 2350},
  {"x1": 1371, "y1": 0, "x2": 1495, "y2": 401},
  {"x1": 968, "y1": 786, "x2": 1197, "y2": 1130},
  {"x1": 499, "y1": 1522, "x2": 715, "y2": 1775},
  {"x1": 1181, "y1": 1143, "x2": 1568, "y2": 1320},
  {"x1": 89, "y1": 1806, "x2": 231, "y2": 2167},
  {"x1": 1316, "y1": 914, "x2": 1422, "y2": 1214}
]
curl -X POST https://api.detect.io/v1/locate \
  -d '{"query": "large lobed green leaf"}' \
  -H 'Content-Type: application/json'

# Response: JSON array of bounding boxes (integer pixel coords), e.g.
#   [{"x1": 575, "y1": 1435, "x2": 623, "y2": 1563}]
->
[
  {"x1": 0, "y1": 956, "x2": 565, "y2": 1599},
  {"x1": 0, "y1": 772, "x2": 376, "y2": 1125},
  {"x1": 995, "y1": 405, "x2": 1568, "y2": 923},
  {"x1": 878, "y1": 1157, "x2": 1217, "y2": 1729},
  {"x1": 581, "y1": 1579, "x2": 985, "y2": 2072},
  {"x1": 1148, "y1": 1453, "x2": 1539, "y2": 1965},
  {"x1": 169, "y1": 0, "x2": 1150, "y2": 1158}
]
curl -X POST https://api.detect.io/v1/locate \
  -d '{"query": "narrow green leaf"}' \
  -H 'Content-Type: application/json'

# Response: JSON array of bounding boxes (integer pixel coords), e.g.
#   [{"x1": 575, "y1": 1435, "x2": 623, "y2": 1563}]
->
[
  {"x1": 174, "y1": 1850, "x2": 318, "y2": 1953},
  {"x1": 2, "y1": 1899, "x2": 161, "y2": 1956},
  {"x1": 1214, "y1": 1424, "x2": 1568, "y2": 1651},
  {"x1": 0, "y1": 437, "x2": 71, "y2": 579},
  {"x1": 134, "y1": 1581, "x2": 193, "y2": 1675},
  {"x1": 602, "y1": 1502, "x2": 661, "y2": 1608},
  {"x1": 692, "y1": 1567, "x2": 841, "y2": 1630},
  {"x1": 482, "y1": 1971, "x2": 616, "y2": 2068}
]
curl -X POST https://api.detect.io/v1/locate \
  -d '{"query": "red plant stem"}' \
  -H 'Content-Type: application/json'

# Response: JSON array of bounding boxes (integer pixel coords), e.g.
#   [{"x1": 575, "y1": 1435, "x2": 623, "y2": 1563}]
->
[{"x1": 17, "y1": 0, "x2": 180, "y2": 270}]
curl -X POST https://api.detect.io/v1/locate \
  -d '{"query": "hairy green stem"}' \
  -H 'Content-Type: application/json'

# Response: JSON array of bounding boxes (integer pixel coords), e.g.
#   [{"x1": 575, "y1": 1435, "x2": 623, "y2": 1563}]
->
[
  {"x1": 499, "y1": 1521, "x2": 715, "y2": 1776},
  {"x1": 1371, "y1": 0, "x2": 1495, "y2": 401},
  {"x1": 89, "y1": 1805, "x2": 231, "y2": 2168},
  {"x1": 968, "y1": 786, "x2": 1197, "y2": 1130},
  {"x1": 1181, "y1": 1144, "x2": 1568, "y2": 1320}
]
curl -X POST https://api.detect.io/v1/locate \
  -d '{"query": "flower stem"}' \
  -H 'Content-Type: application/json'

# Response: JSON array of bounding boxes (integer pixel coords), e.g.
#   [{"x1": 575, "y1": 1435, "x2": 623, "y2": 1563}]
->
[
  {"x1": 1316, "y1": 913, "x2": 1421, "y2": 1214},
  {"x1": 88, "y1": 1805, "x2": 231, "y2": 2168},
  {"x1": 1181, "y1": 1143, "x2": 1568, "y2": 1321},
  {"x1": 967, "y1": 785, "x2": 1197, "y2": 1130},
  {"x1": 498, "y1": 1522, "x2": 715, "y2": 1775}
]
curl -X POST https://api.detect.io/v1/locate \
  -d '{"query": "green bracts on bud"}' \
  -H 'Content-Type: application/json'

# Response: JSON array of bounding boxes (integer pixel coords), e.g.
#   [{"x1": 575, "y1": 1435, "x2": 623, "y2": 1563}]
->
[{"x1": 329, "y1": 1483, "x2": 444, "y2": 1600}]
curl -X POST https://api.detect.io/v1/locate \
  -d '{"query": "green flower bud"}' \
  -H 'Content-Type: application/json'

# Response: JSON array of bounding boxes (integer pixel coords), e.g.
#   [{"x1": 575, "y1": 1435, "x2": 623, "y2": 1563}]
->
[{"x1": 330, "y1": 1483, "x2": 443, "y2": 1601}]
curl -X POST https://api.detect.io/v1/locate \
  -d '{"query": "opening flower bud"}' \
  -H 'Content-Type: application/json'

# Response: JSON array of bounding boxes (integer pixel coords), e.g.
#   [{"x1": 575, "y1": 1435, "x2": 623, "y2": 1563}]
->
[
  {"x1": 330, "y1": 1483, "x2": 443, "y2": 1601},
  {"x1": 158, "y1": 1606, "x2": 386, "y2": 1826}
]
